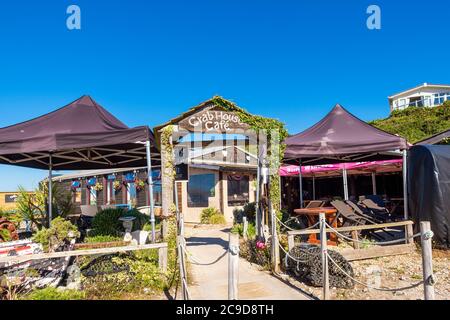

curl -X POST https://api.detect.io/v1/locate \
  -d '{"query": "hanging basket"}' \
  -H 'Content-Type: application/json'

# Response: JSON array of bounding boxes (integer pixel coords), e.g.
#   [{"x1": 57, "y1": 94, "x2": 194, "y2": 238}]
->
[{"x1": 135, "y1": 178, "x2": 146, "y2": 192}]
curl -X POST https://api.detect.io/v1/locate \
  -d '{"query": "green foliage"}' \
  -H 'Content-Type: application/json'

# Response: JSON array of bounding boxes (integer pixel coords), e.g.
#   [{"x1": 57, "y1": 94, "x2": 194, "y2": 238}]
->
[
  {"x1": 122, "y1": 208, "x2": 150, "y2": 231},
  {"x1": 16, "y1": 182, "x2": 75, "y2": 230},
  {"x1": 24, "y1": 287, "x2": 85, "y2": 300},
  {"x1": 0, "y1": 208, "x2": 22, "y2": 229},
  {"x1": 369, "y1": 102, "x2": 450, "y2": 144},
  {"x1": 84, "y1": 235, "x2": 123, "y2": 243},
  {"x1": 200, "y1": 207, "x2": 225, "y2": 224},
  {"x1": 231, "y1": 222, "x2": 256, "y2": 239},
  {"x1": 0, "y1": 229, "x2": 12, "y2": 242},
  {"x1": 90, "y1": 208, "x2": 125, "y2": 237},
  {"x1": 32, "y1": 217, "x2": 79, "y2": 252},
  {"x1": 240, "y1": 239, "x2": 271, "y2": 270}
]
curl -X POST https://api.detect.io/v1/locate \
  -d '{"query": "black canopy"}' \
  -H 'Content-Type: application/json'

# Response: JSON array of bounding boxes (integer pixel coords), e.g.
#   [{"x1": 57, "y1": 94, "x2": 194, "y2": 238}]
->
[
  {"x1": 0, "y1": 96, "x2": 159, "y2": 170},
  {"x1": 284, "y1": 104, "x2": 408, "y2": 165},
  {"x1": 408, "y1": 145, "x2": 450, "y2": 248}
]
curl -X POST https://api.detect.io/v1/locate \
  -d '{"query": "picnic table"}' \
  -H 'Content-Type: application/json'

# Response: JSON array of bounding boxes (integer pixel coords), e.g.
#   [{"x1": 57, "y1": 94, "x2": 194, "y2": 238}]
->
[{"x1": 293, "y1": 207, "x2": 339, "y2": 246}]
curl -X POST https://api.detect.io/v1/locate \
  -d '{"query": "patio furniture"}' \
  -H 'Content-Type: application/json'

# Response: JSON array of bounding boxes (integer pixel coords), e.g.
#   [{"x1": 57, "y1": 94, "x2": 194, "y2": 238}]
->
[
  {"x1": 80, "y1": 205, "x2": 98, "y2": 217},
  {"x1": 360, "y1": 199, "x2": 393, "y2": 221},
  {"x1": 345, "y1": 200, "x2": 383, "y2": 223},
  {"x1": 137, "y1": 206, "x2": 151, "y2": 216},
  {"x1": 293, "y1": 207, "x2": 339, "y2": 246},
  {"x1": 305, "y1": 200, "x2": 325, "y2": 209}
]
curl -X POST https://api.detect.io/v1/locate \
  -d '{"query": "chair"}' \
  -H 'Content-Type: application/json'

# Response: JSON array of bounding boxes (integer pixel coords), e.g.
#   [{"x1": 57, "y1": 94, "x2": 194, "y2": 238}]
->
[
  {"x1": 305, "y1": 200, "x2": 324, "y2": 209},
  {"x1": 80, "y1": 205, "x2": 98, "y2": 217},
  {"x1": 345, "y1": 200, "x2": 383, "y2": 223},
  {"x1": 331, "y1": 200, "x2": 375, "y2": 226},
  {"x1": 137, "y1": 206, "x2": 151, "y2": 216}
]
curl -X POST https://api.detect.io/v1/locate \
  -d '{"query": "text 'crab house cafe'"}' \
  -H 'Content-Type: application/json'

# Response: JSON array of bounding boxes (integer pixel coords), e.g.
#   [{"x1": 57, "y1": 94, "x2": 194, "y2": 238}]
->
[{"x1": 52, "y1": 98, "x2": 268, "y2": 224}]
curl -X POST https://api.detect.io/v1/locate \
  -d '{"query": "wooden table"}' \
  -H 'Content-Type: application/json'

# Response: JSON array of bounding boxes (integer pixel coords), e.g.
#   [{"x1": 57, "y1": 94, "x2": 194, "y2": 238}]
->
[{"x1": 293, "y1": 207, "x2": 339, "y2": 246}]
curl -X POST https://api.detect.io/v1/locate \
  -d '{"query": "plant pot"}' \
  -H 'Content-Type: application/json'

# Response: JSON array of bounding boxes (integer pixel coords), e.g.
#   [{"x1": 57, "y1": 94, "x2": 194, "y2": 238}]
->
[{"x1": 131, "y1": 230, "x2": 149, "y2": 245}]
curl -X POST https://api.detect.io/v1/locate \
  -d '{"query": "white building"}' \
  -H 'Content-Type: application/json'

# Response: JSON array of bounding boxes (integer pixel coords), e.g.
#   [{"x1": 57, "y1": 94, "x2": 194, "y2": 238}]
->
[{"x1": 389, "y1": 83, "x2": 450, "y2": 112}]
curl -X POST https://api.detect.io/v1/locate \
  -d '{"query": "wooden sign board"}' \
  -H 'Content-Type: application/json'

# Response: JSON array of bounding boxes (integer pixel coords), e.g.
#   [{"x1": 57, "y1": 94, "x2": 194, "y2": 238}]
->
[{"x1": 179, "y1": 106, "x2": 250, "y2": 133}]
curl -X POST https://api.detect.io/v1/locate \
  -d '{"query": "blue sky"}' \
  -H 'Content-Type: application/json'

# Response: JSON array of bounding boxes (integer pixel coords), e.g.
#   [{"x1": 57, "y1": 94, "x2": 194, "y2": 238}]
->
[{"x1": 0, "y1": 0, "x2": 449, "y2": 190}]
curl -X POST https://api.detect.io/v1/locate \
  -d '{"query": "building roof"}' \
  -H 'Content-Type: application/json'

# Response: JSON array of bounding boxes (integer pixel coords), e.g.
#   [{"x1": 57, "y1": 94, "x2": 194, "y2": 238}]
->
[
  {"x1": 415, "y1": 128, "x2": 450, "y2": 145},
  {"x1": 388, "y1": 83, "x2": 450, "y2": 100}
]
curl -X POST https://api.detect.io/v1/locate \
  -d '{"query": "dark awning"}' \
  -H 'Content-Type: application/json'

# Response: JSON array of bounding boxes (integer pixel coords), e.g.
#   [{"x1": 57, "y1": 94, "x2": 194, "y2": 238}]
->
[
  {"x1": 284, "y1": 104, "x2": 408, "y2": 165},
  {"x1": 0, "y1": 96, "x2": 160, "y2": 170},
  {"x1": 415, "y1": 128, "x2": 450, "y2": 145}
]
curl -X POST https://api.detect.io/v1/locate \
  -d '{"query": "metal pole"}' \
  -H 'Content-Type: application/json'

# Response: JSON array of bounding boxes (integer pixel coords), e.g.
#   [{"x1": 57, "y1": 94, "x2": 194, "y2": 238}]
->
[
  {"x1": 312, "y1": 175, "x2": 316, "y2": 200},
  {"x1": 402, "y1": 150, "x2": 408, "y2": 220},
  {"x1": 319, "y1": 212, "x2": 330, "y2": 300},
  {"x1": 270, "y1": 203, "x2": 280, "y2": 273},
  {"x1": 420, "y1": 221, "x2": 435, "y2": 300},
  {"x1": 371, "y1": 172, "x2": 377, "y2": 195},
  {"x1": 48, "y1": 153, "x2": 53, "y2": 227},
  {"x1": 342, "y1": 167, "x2": 349, "y2": 201},
  {"x1": 255, "y1": 159, "x2": 261, "y2": 238},
  {"x1": 228, "y1": 233, "x2": 239, "y2": 300},
  {"x1": 298, "y1": 158, "x2": 303, "y2": 208},
  {"x1": 146, "y1": 140, "x2": 156, "y2": 243}
]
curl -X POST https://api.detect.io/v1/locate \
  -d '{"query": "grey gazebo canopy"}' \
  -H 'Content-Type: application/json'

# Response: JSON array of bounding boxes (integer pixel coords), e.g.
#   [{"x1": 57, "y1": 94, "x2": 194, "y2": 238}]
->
[
  {"x1": 284, "y1": 104, "x2": 408, "y2": 165},
  {"x1": 0, "y1": 95, "x2": 160, "y2": 240},
  {"x1": 0, "y1": 95, "x2": 160, "y2": 169},
  {"x1": 283, "y1": 104, "x2": 409, "y2": 218}
]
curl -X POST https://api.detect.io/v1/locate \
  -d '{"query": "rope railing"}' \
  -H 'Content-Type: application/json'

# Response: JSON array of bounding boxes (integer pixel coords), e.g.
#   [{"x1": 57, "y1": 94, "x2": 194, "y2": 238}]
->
[
  {"x1": 180, "y1": 238, "x2": 227, "y2": 266},
  {"x1": 326, "y1": 251, "x2": 426, "y2": 292},
  {"x1": 323, "y1": 221, "x2": 422, "y2": 246},
  {"x1": 275, "y1": 216, "x2": 320, "y2": 232}
]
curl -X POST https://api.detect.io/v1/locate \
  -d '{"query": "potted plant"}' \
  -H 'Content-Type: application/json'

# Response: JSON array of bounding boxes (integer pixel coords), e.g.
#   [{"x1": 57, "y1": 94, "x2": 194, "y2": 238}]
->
[
  {"x1": 113, "y1": 180, "x2": 122, "y2": 191},
  {"x1": 93, "y1": 182, "x2": 103, "y2": 192},
  {"x1": 135, "y1": 178, "x2": 145, "y2": 192}
]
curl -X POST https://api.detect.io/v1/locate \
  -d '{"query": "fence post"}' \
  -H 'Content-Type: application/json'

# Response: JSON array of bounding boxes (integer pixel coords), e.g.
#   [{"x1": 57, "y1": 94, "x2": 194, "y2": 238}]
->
[
  {"x1": 158, "y1": 245, "x2": 168, "y2": 273},
  {"x1": 406, "y1": 223, "x2": 414, "y2": 244},
  {"x1": 243, "y1": 216, "x2": 248, "y2": 241},
  {"x1": 420, "y1": 221, "x2": 435, "y2": 300},
  {"x1": 228, "y1": 233, "x2": 239, "y2": 300},
  {"x1": 270, "y1": 205, "x2": 280, "y2": 273},
  {"x1": 177, "y1": 235, "x2": 188, "y2": 300},
  {"x1": 319, "y1": 213, "x2": 330, "y2": 300},
  {"x1": 288, "y1": 233, "x2": 295, "y2": 252},
  {"x1": 351, "y1": 230, "x2": 360, "y2": 249}
]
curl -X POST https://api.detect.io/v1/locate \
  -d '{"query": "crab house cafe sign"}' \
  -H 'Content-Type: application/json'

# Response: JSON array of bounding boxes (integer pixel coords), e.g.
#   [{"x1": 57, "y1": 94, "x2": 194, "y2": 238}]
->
[{"x1": 180, "y1": 109, "x2": 249, "y2": 133}]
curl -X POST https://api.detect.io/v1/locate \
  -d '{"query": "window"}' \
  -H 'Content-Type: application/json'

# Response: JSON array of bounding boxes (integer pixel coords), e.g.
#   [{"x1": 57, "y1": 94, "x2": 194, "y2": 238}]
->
[
  {"x1": 89, "y1": 188, "x2": 97, "y2": 205},
  {"x1": 5, "y1": 194, "x2": 18, "y2": 203},
  {"x1": 74, "y1": 188, "x2": 82, "y2": 203},
  {"x1": 227, "y1": 175, "x2": 249, "y2": 206},
  {"x1": 187, "y1": 174, "x2": 215, "y2": 207},
  {"x1": 434, "y1": 92, "x2": 450, "y2": 105},
  {"x1": 127, "y1": 182, "x2": 137, "y2": 207}
]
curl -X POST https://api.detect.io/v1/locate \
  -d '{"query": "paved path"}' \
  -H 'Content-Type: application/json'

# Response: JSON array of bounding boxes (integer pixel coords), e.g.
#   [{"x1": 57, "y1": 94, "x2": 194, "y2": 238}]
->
[{"x1": 185, "y1": 225, "x2": 310, "y2": 300}]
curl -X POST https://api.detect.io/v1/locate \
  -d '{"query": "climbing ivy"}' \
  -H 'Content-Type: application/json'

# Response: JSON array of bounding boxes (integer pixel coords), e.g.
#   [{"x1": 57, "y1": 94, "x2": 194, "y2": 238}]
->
[
  {"x1": 161, "y1": 125, "x2": 175, "y2": 182},
  {"x1": 211, "y1": 96, "x2": 288, "y2": 211}
]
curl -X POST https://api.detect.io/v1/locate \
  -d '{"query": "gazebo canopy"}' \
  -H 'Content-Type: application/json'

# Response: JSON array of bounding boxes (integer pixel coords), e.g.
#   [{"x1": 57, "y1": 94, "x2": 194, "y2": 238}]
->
[
  {"x1": 284, "y1": 104, "x2": 408, "y2": 165},
  {"x1": 0, "y1": 95, "x2": 159, "y2": 170}
]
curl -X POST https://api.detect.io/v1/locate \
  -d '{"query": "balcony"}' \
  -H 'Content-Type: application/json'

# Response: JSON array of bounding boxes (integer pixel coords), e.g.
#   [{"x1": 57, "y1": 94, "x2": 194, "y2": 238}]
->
[{"x1": 394, "y1": 93, "x2": 450, "y2": 110}]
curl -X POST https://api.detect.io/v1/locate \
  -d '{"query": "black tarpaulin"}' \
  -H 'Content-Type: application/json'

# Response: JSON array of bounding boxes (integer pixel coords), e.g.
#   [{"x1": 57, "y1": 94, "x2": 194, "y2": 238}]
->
[{"x1": 408, "y1": 145, "x2": 450, "y2": 248}]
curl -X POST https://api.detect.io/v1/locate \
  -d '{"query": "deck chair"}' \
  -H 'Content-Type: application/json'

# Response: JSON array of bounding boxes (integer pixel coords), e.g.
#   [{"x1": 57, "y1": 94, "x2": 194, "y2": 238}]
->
[
  {"x1": 305, "y1": 200, "x2": 325, "y2": 209},
  {"x1": 345, "y1": 200, "x2": 383, "y2": 223},
  {"x1": 360, "y1": 198, "x2": 393, "y2": 218},
  {"x1": 79, "y1": 205, "x2": 98, "y2": 230},
  {"x1": 331, "y1": 200, "x2": 384, "y2": 240},
  {"x1": 331, "y1": 200, "x2": 379, "y2": 225}
]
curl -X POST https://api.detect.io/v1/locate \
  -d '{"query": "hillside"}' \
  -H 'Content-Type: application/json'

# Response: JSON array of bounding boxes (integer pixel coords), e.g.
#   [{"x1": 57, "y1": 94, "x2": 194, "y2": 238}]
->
[{"x1": 369, "y1": 101, "x2": 450, "y2": 144}]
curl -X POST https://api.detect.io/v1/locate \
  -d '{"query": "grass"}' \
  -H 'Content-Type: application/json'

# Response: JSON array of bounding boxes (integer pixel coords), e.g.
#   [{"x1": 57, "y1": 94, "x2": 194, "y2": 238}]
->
[{"x1": 23, "y1": 287, "x2": 86, "y2": 300}]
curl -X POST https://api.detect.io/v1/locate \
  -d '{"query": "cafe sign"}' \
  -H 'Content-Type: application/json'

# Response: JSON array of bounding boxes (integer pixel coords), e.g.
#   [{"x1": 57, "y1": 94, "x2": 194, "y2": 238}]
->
[{"x1": 179, "y1": 107, "x2": 249, "y2": 132}]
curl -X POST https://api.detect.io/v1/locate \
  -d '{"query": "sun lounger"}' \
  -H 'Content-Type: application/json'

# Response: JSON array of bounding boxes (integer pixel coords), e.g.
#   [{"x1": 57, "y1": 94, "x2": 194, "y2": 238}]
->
[{"x1": 345, "y1": 200, "x2": 383, "y2": 223}]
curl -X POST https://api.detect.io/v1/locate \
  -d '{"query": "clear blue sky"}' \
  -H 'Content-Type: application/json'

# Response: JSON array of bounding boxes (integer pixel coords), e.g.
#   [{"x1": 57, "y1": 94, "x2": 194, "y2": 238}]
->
[{"x1": 0, "y1": 0, "x2": 449, "y2": 190}]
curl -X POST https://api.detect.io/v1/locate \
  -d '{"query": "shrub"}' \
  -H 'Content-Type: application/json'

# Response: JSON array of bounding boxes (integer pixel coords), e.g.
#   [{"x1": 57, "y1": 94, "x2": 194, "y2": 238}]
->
[
  {"x1": 85, "y1": 235, "x2": 123, "y2": 243},
  {"x1": 91, "y1": 208, "x2": 125, "y2": 237},
  {"x1": 209, "y1": 214, "x2": 226, "y2": 225},
  {"x1": 122, "y1": 209, "x2": 150, "y2": 231},
  {"x1": 200, "y1": 207, "x2": 223, "y2": 224},
  {"x1": 231, "y1": 222, "x2": 256, "y2": 239},
  {"x1": 240, "y1": 238, "x2": 272, "y2": 270},
  {"x1": 243, "y1": 202, "x2": 256, "y2": 222},
  {"x1": 24, "y1": 287, "x2": 85, "y2": 300},
  {"x1": 33, "y1": 217, "x2": 80, "y2": 252}
]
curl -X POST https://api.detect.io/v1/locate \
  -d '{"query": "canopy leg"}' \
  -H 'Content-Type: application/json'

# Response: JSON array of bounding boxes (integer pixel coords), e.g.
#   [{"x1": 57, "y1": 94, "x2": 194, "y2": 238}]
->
[
  {"x1": 298, "y1": 158, "x2": 303, "y2": 208},
  {"x1": 343, "y1": 166, "x2": 349, "y2": 201},
  {"x1": 371, "y1": 172, "x2": 377, "y2": 195},
  {"x1": 312, "y1": 175, "x2": 316, "y2": 200},
  {"x1": 402, "y1": 150, "x2": 408, "y2": 219},
  {"x1": 146, "y1": 140, "x2": 156, "y2": 243},
  {"x1": 48, "y1": 154, "x2": 53, "y2": 227}
]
